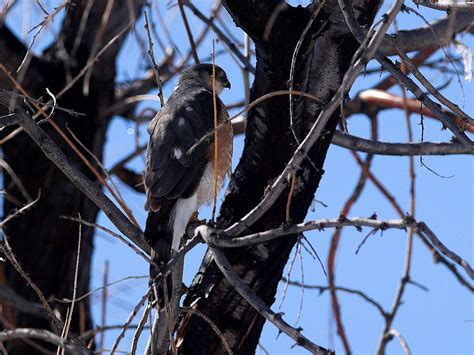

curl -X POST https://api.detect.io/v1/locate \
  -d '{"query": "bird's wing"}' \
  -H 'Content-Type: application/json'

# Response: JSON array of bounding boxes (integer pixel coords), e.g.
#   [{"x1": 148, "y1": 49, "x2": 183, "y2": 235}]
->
[{"x1": 144, "y1": 88, "x2": 220, "y2": 210}]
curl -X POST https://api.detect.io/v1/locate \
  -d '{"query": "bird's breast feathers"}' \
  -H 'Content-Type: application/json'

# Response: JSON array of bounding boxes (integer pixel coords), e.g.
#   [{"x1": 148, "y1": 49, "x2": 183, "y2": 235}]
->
[{"x1": 168, "y1": 118, "x2": 232, "y2": 251}]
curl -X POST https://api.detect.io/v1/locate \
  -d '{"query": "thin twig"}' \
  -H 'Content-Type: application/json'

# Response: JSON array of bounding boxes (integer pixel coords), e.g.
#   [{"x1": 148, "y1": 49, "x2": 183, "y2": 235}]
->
[
  {"x1": 387, "y1": 329, "x2": 412, "y2": 355},
  {"x1": 222, "y1": 0, "x2": 404, "y2": 237},
  {"x1": 110, "y1": 289, "x2": 150, "y2": 355},
  {"x1": 57, "y1": 275, "x2": 147, "y2": 305},
  {"x1": 187, "y1": 89, "x2": 324, "y2": 155},
  {"x1": 178, "y1": 0, "x2": 199, "y2": 64},
  {"x1": 395, "y1": 47, "x2": 472, "y2": 126},
  {"x1": 0, "y1": 159, "x2": 33, "y2": 202},
  {"x1": 375, "y1": 69, "x2": 418, "y2": 354},
  {"x1": 130, "y1": 303, "x2": 152, "y2": 355},
  {"x1": 82, "y1": 0, "x2": 115, "y2": 95},
  {"x1": 326, "y1": 115, "x2": 378, "y2": 353},
  {"x1": 288, "y1": 0, "x2": 325, "y2": 143},
  {"x1": 99, "y1": 261, "x2": 109, "y2": 354},
  {"x1": 0, "y1": 194, "x2": 40, "y2": 228},
  {"x1": 0, "y1": 233, "x2": 62, "y2": 331},
  {"x1": 0, "y1": 92, "x2": 148, "y2": 252},
  {"x1": 183, "y1": 0, "x2": 255, "y2": 73},
  {"x1": 338, "y1": 0, "x2": 474, "y2": 150},
  {"x1": 196, "y1": 226, "x2": 333, "y2": 355},
  {"x1": 281, "y1": 278, "x2": 388, "y2": 319},
  {"x1": 59, "y1": 220, "x2": 82, "y2": 355},
  {"x1": 61, "y1": 216, "x2": 153, "y2": 269},
  {"x1": 211, "y1": 40, "x2": 219, "y2": 223},
  {"x1": 180, "y1": 307, "x2": 233, "y2": 355},
  {"x1": 144, "y1": 11, "x2": 165, "y2": 107}
]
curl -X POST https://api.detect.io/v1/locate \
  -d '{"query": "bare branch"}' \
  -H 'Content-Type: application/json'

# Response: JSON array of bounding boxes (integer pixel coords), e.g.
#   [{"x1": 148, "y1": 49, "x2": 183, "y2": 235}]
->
[
  {"x1": 0, "y1": 90, "x2": 148, "y2": 252},
  {"x1": 130, "y1": 304, "x2": 151, "y2": 355},
  {"x1": 0, "y1": 329, "x2": 86, "y2": 355},
  {"x1": 413, "y1": 0, "x2": 474, "y2": 11},
  {"x1": 387, "y1": 329, "x2": 412, "y2": 355},
  {"x1": 204, "y1": 216, "x2": 473, "y2": 281},
  {"x1": 379, "y1": 12, "x2": 474, "y2": 55},
  {"x1": 0, "y1": 233, "x2": 62, "y2": 330},
  {"x1": 338, "y1": 0, "x2": 474, "y2": 150},
  {"x1": 221, "y1": 0, "x2": 286, "y2": 43},
  {"x1": 180, "y1": 307, "x2": 233, "y2": 355},
  {"x1": 110, "y1": 289, "x2": 150, "y2": 355},
  {"x1": 350, "y1": 89, "x2": 474, "y2": 133},
  {"x1": 281, "y1": 278, "x2": 388, "y2": 319},
  {"x1": 184, "y1": 1, "x2": 255, "y2": 74},
  {"x1": 196, "y1": 226, "x2": 332, "y2": 355},
  {"x1": 332, "y1": 131, "x2": 473, "y2": 156},
  {"x1": 178, "y1": 0, "x2": 200, "y2": 64},
  {"x1": 223, "y1": 0, "x2": 403, "y2": 237},
  {"x1": 61, "y1": 216, "x2": 152, "y2": 266},
  {"x1": 143, "y1": 10, "x2": 165, "y2": 107},
  {"x1": 395, "y1": 46, "x2": 472, "y2": 125}
]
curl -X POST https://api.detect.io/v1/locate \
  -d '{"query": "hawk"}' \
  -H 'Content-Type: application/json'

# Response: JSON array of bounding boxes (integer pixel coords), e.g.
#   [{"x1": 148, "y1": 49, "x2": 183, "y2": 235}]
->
[{"x1": 144, "y1": 64, "x2": 233, "y2": 277}]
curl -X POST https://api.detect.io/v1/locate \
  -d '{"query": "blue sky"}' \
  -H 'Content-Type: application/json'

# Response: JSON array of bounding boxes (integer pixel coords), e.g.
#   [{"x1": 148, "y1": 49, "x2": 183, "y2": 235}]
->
[{"x1": 4, "y1": 1, "x2": 473, "y2": 354}]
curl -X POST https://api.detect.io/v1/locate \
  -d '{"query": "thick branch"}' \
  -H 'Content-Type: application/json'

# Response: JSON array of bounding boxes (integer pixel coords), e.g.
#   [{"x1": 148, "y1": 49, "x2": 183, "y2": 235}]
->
[
  {"x1": 379, "y1": 11, "x2": 474, "y2": 55},
  {"x1": 224, "y1": 0, "x2": 402, "y2": 237},
  {"x1": 338, "y1": 0, "x2": 474, "y2": 150},
  {"x1": 332, "y1": 131, "x2": 473, "y2": 156},
  {"x1": 413, "y1": 0, "x2": 474, "y2": 11},
  {"x1": 197, "y1": 226, "x2": 332, "y2": 355},
  {"x1": 184, "y1": 1, "x2": 255, "y2": 74},
  {"x1": 207, "y1": 215, "x2": 473, "y2": 283},
  {"x1": 180, "y1": 2, "x2": 383, "y2": 352},
  {"x1": 222, "y1": 0, "x2": 285, "y2": 42}
]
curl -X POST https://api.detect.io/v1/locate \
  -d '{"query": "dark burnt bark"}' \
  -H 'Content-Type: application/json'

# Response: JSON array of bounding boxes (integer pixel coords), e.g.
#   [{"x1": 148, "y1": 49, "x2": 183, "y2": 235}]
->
[
  {"x1": 179, "y1": 1, "x2": 381, "y2": 354},
  {"x1": 0, "y1": 1, "x2": 142, "y2": 353}
]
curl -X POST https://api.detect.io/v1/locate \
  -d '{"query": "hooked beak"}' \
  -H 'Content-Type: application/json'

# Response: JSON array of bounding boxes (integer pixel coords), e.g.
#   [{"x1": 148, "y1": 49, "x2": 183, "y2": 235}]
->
[{"x1": 224, "y1": 80, "x2": 231, "y2": 89}]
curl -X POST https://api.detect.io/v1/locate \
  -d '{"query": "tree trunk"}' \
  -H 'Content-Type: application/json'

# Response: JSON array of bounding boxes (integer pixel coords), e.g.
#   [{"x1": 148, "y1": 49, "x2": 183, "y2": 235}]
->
[
  {"x1": 179, "y1": 1, "x2": 381, "y2": 353},
  {"x1": 0, "y1": 1, "x2": 142, "y2": 353}
]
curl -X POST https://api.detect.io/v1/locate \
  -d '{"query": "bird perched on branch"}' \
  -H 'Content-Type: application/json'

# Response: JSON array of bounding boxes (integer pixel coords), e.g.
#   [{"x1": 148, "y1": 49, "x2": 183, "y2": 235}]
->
[{"x1": 144, "y1": 64, "x2": 233, "y2": 287}]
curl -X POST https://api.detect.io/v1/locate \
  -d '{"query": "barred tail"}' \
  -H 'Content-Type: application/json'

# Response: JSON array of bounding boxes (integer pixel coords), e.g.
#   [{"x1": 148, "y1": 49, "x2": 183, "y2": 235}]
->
[{"x1": 144, "y1": 199, "x2": 176, "y2": 303}]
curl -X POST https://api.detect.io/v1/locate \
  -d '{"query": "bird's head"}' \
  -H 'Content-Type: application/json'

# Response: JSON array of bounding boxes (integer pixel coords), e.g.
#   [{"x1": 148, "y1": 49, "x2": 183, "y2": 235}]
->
[{"x1": 178, "y1": 63, "x2": 231, "y2": 94}]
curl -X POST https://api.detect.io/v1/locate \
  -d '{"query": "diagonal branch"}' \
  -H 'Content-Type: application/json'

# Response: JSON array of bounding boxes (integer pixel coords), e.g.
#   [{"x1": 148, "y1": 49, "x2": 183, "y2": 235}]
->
[
  {"x1": 184, "y1": 1, "x2": 256, "y2": 74},
  {"x1": 196, "y1": 225, "x2": 333, "y2": 355},
  {"x1": 338, "y1": 0, "x2": 474, "y2": 150},
  {"x1": 0, "y1": 91, "x2": 148, "y2": 252},
  {"x1": 223, "y1": 0, "x2": 404, "y2": 237},
  {"x1": 379, "y1": 11, "x2": 474, "y2": 55},
  {"x1": 352, "y1": 89, "x2": 474, "y2": 133}
]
